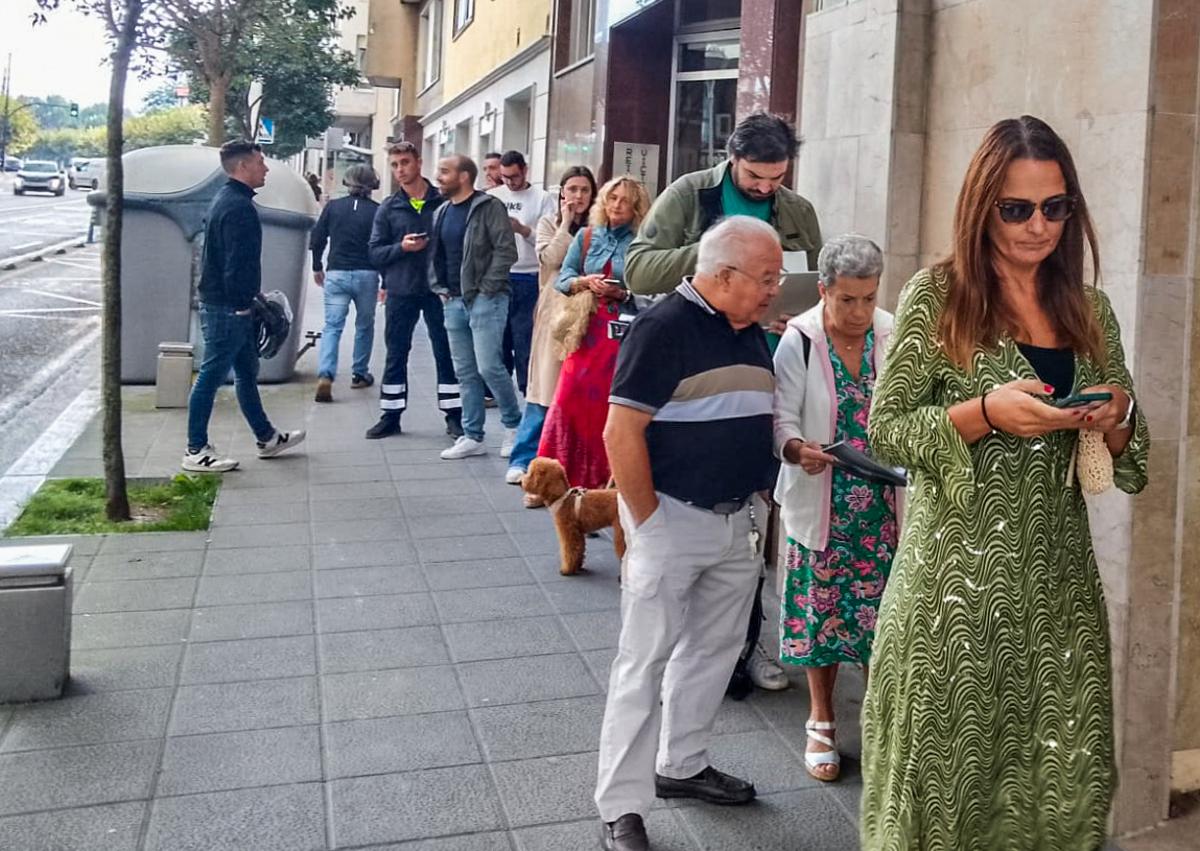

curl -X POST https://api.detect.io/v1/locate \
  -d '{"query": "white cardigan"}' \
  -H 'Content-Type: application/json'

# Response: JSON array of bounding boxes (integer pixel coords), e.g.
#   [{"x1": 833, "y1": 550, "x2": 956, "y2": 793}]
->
[{"x1": 772, "y1": 302, "x2": 899, "y2": 551}]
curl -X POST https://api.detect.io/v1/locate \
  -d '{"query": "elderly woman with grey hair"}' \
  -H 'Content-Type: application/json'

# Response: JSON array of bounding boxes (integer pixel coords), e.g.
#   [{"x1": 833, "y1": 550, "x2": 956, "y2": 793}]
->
[{"x1": 771, "y1": 233, "x2": 899, "y2": 782}]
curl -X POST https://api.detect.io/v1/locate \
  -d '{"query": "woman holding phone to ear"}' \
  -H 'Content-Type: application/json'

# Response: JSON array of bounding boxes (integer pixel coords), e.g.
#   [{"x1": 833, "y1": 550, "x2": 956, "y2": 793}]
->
[{"x1": 861, "y1": 116, "x2": 1149, "y2": 850}]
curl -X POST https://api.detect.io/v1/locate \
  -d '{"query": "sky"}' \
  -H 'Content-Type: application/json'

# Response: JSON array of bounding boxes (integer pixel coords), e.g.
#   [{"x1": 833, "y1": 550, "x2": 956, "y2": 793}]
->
[{"x1": 1, "y1": 0, "x2": 165, "y2": 109}]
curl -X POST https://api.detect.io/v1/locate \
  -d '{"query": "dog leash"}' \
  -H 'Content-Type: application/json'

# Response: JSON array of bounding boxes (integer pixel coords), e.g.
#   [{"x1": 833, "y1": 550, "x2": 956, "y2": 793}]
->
[{"x1": 546, "y1": 486, "x2": 587, "y2": 516}]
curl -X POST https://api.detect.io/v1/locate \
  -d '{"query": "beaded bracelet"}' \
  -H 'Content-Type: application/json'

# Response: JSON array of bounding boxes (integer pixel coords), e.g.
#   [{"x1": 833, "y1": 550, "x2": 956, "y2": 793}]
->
[{"x1": 980, "y1": 391, "x2": 997, "y2": 433}]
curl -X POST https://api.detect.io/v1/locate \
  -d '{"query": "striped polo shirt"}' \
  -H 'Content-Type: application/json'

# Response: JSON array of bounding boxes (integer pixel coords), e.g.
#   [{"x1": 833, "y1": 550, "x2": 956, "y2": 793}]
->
[{"x1": 609, "y1": 279, "x2": 778, "y2": 510}]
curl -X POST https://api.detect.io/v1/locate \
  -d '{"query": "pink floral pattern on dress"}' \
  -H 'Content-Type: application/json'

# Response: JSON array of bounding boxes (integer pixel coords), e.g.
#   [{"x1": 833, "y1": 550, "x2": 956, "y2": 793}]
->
[{"x1": 780, "y1": 328, "x2": 897, "y2": 667}]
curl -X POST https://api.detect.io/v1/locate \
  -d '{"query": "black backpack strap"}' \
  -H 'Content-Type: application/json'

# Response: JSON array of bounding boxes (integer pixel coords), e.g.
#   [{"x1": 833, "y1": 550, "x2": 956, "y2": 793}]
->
[{"x1": 801, "y1": 332, "x2": 811, "y2": 366}]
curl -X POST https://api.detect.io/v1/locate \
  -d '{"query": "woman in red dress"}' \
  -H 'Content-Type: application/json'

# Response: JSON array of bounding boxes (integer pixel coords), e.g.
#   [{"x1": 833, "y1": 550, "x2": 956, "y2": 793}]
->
[{"x1": 537, "y1": 177, "x2": 650, "y2": 488}]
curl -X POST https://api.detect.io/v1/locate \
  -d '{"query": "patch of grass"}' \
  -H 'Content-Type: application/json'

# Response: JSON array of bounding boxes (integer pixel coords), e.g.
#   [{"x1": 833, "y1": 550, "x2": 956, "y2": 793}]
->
[{"x1": 5, "y1": 475, "x2": 221, "y2": 537}]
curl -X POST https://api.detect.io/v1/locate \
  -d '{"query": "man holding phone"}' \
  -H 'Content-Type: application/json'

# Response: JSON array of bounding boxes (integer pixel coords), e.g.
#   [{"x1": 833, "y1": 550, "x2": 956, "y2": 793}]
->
[{"x1": 366, "y1": 141, "x2": 463, "y2": 439}]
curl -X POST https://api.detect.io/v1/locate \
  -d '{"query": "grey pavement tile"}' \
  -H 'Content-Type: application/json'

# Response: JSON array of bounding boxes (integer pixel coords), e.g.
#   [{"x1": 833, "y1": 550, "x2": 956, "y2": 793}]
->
[
  {"x1": 711, "y1": 699, "x2": 769, "y2": 736},
  {"x1": 393, "y1": 462, "x2": 477, "y2": 481},
  {"x1": 319, "y1": 626, "x2": 450, "y2": 673},
  {"x1": 314, "y1": 564, "x2": 428, "y2": 598},
  {"x1": 13, "y1": 534, "x2": 104, "y2": 556},
  {"x1": 74, "y1": 577, "x2": 198, "y2": 614},
  {"x1": 582, "y1": 647, "x2": 617, "y2": 690},
  {"x1": 144, "y1": 782, "x2": 326, "y2": 851},
  {"x1": 322, "y1": 666, "x2": 466, "y2": 721},
  {"x1": 399, "y1": 494, "x2": 502, "y2": 517},
  {"x1": 432, "y1": 585, "x2": 552, "y2": 623},
  {"x1": 309, "y1": 449, "x2": 387, "y2": 468},
  {"x1": 157, "y1": 725, "x2": 322, "y2": 796},
  {"x1": 313, "y1": 539, "x2": 418, "y2": 570},
  {"x1": 424, "y1": 557, "x2": 537, "y2": 591},
  {"x1": 491, "y1": 751, "x2": 599, "y2": 827},
  {"x1": 539, "y1": 573, "x2": 623, "y2": 614},
  {"x1": 704, "y1": 730, "x2": 817, "y2": 796},
  {"x1": 310, "y1": 481, "x2": 398, "y2": 502},
  {"x1": 206, "y1": 521, "x2": 312, "y2": 549},
  {"x1": 217, "y1": 466, "x2": 310, "y2": 491},
  {"x1": 86, "y1": 550, "x2": 205, "y2": 581},
  {"x1": 97, "y1": 531, "x2": 208, "y2": 555},
  {"x1": 0, "y1": 800, "x2": 147, "y2": 851},
  {"x1": 473, "y1": 695, "x2": 606, "y2": 762},
  {"x1": 509, "y1": 530, "x2": 570, "y2": 558},
  {"x1": 457, "y1": 653, "x2": 600, "y2": 708},
  {"x1": 393, "y1": 477, "x2": 485, "y2": 498},
  {"x1": 317, "y1": 592, "x2": 439, "y2": 633},
  {"x1": 310, "y1": 464, "x2": 395, "y2": 485},
  {"x1": 674, "y1": 788, "x2": 859, "y2": 851},
  {"x1": 823, "y1": 773, "x2": 863, "y2": 825},
  {"x1": 189, "y1": 601, "x2": 314, "y2": 642},
  {"x1": 210, "y1": 500, "x2": 310, "y2": 526},
  {"x1": 215, "y1": 484, "x2": 310, "y2": 505},
  {"x1": 315, "y1": 497, "x2": 403, "y2": 522},
  {"x1": 203, "y1": 544, "x2": 310, "y2": 575},
  {"x1": 1, "y1": 688, "x2": 172, "y2": 752},
  {"x1": 514, "y1": 811, "x2": 695, "y2": 851},
  {"x1": 69, "y1": 644, "x2": 184, "y2": 692},
  {"x1": 170, "y1": 676, "x2": 319, "y2": 735},
  {"x1": 364, "y1": 833, "x2": 513, "y2": 850},
  {"x1": 324, "y1": 712, "x2": 481, "y2": 778},
  {"x1": 0, "y1": 740, "x2": 159, "y2": 815},
  {"x1": 444, "y1": 615, "x2": 571, "y2": 663},
  {"x1": 71, "y1": 609, "x2": 190, "y2": 650},
  {"x1": 406, "y1": 512, "x2": 506, "y2": 539},
  {"x1": 312, "y1": 518, "x2": 411, "y2": 545},
  {"x1": 561, "y1": 608, "x2": 623, "y2": 650},
  {"x1": 194, "y1": 570, "x2": 312, "y2": 606},
  {"x1": 496, "y1": 510, "x2": 556, "y2": 536},
  {"x1": 180, "y1": 635, "x2": 316, "y2": 684},
  {"x1": 329, "y1": 765, "x2": 505, "y2": 847}
]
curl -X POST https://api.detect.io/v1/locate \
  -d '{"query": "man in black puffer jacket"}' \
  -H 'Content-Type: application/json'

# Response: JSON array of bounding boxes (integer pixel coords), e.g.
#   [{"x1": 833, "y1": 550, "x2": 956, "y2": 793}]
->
[{"x1": 365, "y1": 141, "x2": 462, "y2": 439}]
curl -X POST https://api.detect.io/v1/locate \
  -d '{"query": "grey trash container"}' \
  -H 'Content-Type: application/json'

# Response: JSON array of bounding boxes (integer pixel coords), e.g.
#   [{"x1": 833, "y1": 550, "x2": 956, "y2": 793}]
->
[
  {"x1": 0, "y1": 544, "x2": 73, "y2": 703},
  {"x1": 87, "y1": 145, "x2": 319, "y2": 383}
]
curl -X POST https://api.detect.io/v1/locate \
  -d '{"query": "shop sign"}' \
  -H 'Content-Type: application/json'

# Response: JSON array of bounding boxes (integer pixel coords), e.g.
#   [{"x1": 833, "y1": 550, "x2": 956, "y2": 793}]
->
[{"x1": 612, "y1": 141, "x2": 660, "y2": 198}]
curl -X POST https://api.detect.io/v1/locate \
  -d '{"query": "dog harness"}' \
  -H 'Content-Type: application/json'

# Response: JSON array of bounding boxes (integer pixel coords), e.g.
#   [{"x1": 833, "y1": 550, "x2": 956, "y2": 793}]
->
[{"x1": 546, "y1": 487, "x2": 587, "y2": 516}]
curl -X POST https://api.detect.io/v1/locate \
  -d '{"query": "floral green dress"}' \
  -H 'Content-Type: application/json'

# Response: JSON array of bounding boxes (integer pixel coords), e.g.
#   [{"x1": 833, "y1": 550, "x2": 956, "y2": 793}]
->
[
  {"x1": 780, "y1": 328, "x2": 898, "y2": 668},
  {"x1": 862, "y1": 269, "x2": 1149, "y2": 851}
]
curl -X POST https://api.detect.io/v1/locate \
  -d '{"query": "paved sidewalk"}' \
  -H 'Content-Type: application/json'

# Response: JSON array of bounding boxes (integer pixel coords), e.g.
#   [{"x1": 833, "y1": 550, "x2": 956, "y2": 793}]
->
[{"x1": 0, "y1": 296, "x2": 1129, "y2": 850}]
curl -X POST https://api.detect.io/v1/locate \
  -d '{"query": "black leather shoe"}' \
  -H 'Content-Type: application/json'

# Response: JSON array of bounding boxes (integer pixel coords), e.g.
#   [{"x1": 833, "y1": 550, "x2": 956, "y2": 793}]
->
[
  {"x1": 365, "y1": 416, "x2": 401, "y2": 439},
  {"x1": 655, "y1": 766, "x2": 756, "y2": 805},
  {"x1": 600, "y1": 813, "x2": 649, "y2": 851}
]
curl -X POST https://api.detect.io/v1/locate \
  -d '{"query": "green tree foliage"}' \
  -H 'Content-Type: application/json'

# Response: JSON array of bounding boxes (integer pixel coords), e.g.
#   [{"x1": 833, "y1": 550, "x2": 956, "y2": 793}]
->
[
  {"x1": 0, "y1": 95, "x2": 41, "y2": 156},
  {"x1": 24, "y1": 105, "x2": 205, "y2": 161},
  {"x1": 19, "y1": 95, "x2": 108, "y2": 130},
  {"x1": 141, "y1": 81, "x2": 183, "y2": 113}
]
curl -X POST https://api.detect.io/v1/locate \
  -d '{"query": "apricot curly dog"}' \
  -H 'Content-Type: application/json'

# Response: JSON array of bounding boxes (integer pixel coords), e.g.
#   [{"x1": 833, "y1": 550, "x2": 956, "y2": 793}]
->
[{"x1": 521, "y1": 457, "x2": 626, "y2": 575}]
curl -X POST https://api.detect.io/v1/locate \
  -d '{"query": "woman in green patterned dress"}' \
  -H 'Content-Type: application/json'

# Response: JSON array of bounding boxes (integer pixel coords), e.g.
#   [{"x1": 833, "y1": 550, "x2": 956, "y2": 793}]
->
[
  {"x1": 773, "y1": 234, "x2": 898, "y2": 783},
  {"x1": 863, "y1": 116, "x2": 1149, "y2": 850}
]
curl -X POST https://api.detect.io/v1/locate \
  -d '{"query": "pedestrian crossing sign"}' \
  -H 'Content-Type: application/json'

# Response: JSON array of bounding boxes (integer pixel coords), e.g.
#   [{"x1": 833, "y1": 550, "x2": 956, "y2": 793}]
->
[{"x1": 256, "y1": 118, "x2": 275, "y2": 145}]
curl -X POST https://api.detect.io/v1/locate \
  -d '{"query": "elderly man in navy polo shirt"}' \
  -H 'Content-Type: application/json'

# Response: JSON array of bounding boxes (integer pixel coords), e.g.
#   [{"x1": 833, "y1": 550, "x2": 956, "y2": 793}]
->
[{"x1": 595, "y1": 216, "x2": 784, "y2": 851}]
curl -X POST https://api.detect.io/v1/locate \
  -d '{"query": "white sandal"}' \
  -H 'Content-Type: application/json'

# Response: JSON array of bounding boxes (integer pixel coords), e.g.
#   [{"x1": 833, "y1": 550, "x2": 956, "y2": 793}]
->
[{"x1": 804, "y1": 720, "x2": 841, "y2": 782}]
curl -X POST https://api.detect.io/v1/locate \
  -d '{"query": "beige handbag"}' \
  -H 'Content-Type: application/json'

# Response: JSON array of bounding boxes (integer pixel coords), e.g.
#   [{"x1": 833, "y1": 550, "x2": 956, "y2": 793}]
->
[
  {"x1": 549, "y1": 227, "x2": 598, "y2": 359},
  {"x1": 1070, "y1": 429, "x2": 1114, "y2": 494}
]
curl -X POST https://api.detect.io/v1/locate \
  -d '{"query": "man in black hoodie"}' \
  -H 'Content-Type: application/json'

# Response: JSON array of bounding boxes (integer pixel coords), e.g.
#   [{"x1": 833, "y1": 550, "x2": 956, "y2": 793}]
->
[{"x1": 365, "y1": 141, "x2": 463, "y2": 438}]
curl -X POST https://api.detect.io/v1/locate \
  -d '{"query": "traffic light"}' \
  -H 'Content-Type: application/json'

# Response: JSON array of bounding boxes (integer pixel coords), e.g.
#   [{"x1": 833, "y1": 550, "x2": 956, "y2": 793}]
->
[{"x1": 69, "y1": 102, "x2": 79, "y2": 118}]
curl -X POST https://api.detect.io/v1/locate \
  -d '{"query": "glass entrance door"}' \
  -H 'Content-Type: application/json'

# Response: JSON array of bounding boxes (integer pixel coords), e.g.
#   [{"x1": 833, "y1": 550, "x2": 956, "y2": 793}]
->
[{"x1": 669, "y1": 32, "x2": 740, "y2": 179}]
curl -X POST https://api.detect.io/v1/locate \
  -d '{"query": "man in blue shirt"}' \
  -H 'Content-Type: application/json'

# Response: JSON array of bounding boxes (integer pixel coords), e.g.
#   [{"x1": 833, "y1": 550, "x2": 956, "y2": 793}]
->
[{"x1": 183, "y1": 140, "x2": 305, "y2": 472}]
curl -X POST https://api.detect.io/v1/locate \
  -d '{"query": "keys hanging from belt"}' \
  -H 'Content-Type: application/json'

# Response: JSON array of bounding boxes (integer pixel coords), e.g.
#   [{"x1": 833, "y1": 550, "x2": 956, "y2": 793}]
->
[{"x1": 747, "y1": 503, "x2": 762, "y2": 558}]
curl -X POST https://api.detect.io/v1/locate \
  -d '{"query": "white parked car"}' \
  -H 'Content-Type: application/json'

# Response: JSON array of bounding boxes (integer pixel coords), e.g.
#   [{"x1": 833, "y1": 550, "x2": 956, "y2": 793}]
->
[
  {"x1": 13, "y1": 161, "x2": 67, "y2": 196},
  {"x1": 68, "y1": 158, "x2": 107, "y2": 191}
]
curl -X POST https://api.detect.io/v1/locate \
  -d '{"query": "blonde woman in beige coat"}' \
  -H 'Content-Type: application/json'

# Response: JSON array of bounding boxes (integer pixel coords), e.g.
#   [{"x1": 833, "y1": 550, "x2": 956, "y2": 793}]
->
[{"x1": 506, "y1": 166, "x2": 598, "y2": 505}]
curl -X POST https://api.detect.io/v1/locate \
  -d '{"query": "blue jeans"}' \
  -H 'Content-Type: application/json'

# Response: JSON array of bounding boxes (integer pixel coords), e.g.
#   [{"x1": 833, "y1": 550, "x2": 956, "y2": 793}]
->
[
  {"x1": 187, "y1": 303, "x2": 274, "y2": 451},
  {"x1": 506, "y1": 273, "x2": 539, "y2": 396},
  {"x1": 318, "y1": 269, "x2": 379, "y2": 379},
  {"x1": 506, "y1": 402, "x2": 546, "y2": 473},
  {"x1": 443, "y1": 293, "x2": 522, "y2": 442}
]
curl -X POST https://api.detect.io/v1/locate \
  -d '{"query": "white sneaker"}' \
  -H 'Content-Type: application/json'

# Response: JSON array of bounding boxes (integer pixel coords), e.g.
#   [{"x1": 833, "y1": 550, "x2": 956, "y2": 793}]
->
[
  {"x1": 504, "y1": 466, "x2": 525, "y2": 485},
  {"x1": 257, "y1": 429, "x2": 306, "y2": 458},
  {"x1": 499, "y1": 427, "x2": 517, "y2": 459},
  {"x1": 440, "y1": 436, "x2": 486, "y2": 460},
  {"x1": 181, "y1": 445, "x2": 239, "y2": 473},
  {"x1": 749, "y1": 642, "x2": 789, "y2": 691}
]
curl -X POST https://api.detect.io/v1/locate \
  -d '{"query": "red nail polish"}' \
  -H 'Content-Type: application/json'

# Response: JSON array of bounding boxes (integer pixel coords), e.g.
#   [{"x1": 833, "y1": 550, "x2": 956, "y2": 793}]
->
[
  {"x1": 1044, "y1": 385, "x2": 1054, "y2": 393},
  {"x1": 1086, "y1": 415, "x2": 1093, "y2": 422}
]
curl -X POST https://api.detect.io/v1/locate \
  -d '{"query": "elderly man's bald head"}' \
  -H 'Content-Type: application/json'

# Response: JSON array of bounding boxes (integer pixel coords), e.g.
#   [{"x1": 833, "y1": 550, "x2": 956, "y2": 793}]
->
[
  {"x1": 692, "y1": 216, "x2": 784, "y2": 330},
  {"x1": 696, "y1": 216, "x2": 782, "y2": 276}
]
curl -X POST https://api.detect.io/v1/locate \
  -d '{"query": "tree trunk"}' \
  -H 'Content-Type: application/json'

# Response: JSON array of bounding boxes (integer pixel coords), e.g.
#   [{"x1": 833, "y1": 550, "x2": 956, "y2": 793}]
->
[
  {"x1": 207, "y1": 73, "x2": 229, "y2": 146},
  {"x1": 100, "y1": 0, "x2": 144, "y2": 523}
]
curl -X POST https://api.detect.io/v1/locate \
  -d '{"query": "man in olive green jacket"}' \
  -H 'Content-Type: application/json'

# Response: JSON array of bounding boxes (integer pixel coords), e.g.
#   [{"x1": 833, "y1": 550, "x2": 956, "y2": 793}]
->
[{"x1": 625, "y1": 113, "x2": 822, "y2": 295}]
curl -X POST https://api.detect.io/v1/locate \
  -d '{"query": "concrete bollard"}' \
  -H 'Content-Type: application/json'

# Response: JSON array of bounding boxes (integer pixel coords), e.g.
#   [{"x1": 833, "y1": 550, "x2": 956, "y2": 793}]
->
[
  {"x1": 156, "y1": 342, "x2": 195, "y2": 408},
  {"x1": 0, "y1": 544, "x2": 73, "y2": 704}
]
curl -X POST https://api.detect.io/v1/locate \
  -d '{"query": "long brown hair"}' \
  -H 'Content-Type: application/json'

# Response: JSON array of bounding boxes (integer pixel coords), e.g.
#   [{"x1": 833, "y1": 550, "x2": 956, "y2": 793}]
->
[
  {"x1": 935, "y1": 115, "x2": 1105, "y2": 369},
  {"x1": 555, "y1": 165, "x2": 597, "y2": 235}
]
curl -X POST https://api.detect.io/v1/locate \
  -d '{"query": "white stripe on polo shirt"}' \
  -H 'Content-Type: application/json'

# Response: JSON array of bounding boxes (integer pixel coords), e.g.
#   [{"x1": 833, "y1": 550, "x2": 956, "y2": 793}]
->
[{"x1": 654, "y1": 389, "x2": 774, "y2": 422}]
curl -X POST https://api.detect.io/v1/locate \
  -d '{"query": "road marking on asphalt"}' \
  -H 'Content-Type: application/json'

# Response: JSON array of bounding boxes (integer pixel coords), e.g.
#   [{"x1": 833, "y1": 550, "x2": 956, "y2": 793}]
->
[
  {"x1": 0, "y1": 306, "x2": 100, "y2": 315},
  {"x1": 0, "y1": 385, "x2": 101, "y2": 531},
  {"x1": 23, "y1": 290, "x2": 102, "y2": 307},
  {"x1": 9, "y1": 241, "x2": 39, "y2": 251},
  {"x1": 42, "y1": 259, "x2": 98, "y2": 271},
  {"x1": 0, "y1": 322, "x2": 99, "y2": 429}
]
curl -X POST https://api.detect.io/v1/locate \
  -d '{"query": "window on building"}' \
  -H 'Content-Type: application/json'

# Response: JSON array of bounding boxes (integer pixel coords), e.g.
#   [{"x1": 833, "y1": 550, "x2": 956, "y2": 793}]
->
[
  {"x1": 419, "y1": 0, "x2": 444, "y2": 91},
  {"x1": 670, "y1": 33, "x2": 740, "y2": 178},
  {"x1": 453, "y1": 0, "x2": 474, "y2": 36},
  {"x1": 566, "y1": 0, "x2": 596, "y2": 66},
  {"x1": 679, "y1": 0, "x2": 741, "y2": 26}
]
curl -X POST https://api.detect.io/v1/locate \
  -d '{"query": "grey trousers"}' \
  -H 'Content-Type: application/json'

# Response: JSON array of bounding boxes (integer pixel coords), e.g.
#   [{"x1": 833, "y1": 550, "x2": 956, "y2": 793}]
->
[{"x1": 595, "y1": 492, "x2": 763, "y2": 822}]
